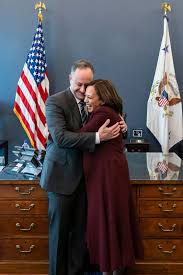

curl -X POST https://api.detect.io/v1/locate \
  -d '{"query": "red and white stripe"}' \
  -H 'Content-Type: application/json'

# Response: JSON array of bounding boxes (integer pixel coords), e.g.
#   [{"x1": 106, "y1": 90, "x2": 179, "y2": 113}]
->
[{"x1": 158, "y1": 97, "x2": 169, "y2": 107}]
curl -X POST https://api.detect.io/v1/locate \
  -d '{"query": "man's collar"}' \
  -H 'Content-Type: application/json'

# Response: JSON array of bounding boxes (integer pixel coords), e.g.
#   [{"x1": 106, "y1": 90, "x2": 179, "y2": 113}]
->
[{"x1": 69, "y1": 87, "x2": 80, "y2": 104}]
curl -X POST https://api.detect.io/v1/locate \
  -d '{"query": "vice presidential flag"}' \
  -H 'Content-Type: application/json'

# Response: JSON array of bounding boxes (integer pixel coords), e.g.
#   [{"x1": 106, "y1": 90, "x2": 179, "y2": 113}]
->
[
  {"x1": 14, "y1": 19, "x2": 49, "y2": 150},
  {"x1": 146, "y1": 15, "x2": 183, "y2": 154}
]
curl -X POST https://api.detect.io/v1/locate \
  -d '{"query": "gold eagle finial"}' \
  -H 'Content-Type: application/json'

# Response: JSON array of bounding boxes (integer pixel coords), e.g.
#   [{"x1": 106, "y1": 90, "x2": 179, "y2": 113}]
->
[
  {"x1": 35, "y1": 2, "x2": 46, "y2": 22},
  {"x1": 162, "y1": 2, "x2": 172, "y2": 14}
]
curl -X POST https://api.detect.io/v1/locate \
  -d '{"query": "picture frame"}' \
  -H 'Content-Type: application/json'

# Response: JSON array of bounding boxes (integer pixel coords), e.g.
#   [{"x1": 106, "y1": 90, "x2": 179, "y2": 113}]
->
[{"x1": 132, "y1": 129, "x2": 143, "y2": 138}]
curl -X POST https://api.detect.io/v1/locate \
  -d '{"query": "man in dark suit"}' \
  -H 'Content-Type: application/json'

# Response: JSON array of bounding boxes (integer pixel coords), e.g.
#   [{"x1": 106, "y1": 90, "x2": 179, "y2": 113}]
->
[{"x1": 40, "y1": 59, "x2": 127, "y2": 275}]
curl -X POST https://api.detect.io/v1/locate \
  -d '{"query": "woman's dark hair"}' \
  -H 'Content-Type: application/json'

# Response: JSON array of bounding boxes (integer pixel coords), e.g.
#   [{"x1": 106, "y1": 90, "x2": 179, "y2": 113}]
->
[{"x1": 85, "y1": 79, "x2": 123, "y2": 115}]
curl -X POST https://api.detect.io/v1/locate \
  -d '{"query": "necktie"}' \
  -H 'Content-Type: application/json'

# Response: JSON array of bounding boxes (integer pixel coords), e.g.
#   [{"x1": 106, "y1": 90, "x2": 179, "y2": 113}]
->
[{"x1": 79, "y1": 101, "x2": 87, "y2": 125}]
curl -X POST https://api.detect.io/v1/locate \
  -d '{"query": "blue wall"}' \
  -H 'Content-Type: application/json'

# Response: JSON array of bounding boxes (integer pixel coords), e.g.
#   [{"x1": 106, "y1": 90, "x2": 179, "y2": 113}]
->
[{"x1": 0, "y1": 0, "x2": 183, "y2": 159}]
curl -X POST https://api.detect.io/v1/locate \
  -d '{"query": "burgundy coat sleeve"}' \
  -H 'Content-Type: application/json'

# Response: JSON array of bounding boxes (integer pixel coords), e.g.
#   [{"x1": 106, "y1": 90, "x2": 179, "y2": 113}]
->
[{"x1": 80, "y1": 108, "x2": 109, "y2": 133}]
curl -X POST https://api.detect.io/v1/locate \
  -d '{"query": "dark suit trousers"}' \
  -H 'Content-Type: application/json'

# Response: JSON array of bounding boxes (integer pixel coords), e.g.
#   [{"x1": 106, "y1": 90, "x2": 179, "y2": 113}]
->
[{"x1": 48, "y1": 180, "x2": 86, "y2": 275}]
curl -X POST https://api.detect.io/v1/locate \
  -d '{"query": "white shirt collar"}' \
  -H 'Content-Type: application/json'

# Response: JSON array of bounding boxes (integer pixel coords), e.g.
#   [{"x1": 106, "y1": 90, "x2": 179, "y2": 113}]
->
[{"x1": 70, "y1": 87, "x2": 80, "y2": 104}]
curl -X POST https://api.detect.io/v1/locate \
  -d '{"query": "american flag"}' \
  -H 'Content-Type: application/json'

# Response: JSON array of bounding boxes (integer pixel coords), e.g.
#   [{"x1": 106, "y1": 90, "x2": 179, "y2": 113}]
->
[
  {"x1": 14, "y1": 19, "x2": 49, "y2": 150},
  {"x1": 158, "y1": 89, "x2": 169, "y2": 107}
]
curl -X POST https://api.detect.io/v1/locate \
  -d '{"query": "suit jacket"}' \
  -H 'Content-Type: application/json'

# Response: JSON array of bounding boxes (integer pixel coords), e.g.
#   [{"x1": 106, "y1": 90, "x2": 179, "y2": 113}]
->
[{"x1": 40, "y1": 88, "x2": 96, "y2": 195}]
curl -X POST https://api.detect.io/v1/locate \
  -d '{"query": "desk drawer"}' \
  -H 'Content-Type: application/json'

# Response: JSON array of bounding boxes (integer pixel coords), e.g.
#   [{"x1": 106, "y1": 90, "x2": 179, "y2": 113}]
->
[
  {"x1": 140, "y1": 185, "x2": 183, "y2": 198},
  {"x1": 140, "y1": 217, "x2": 183, "y2": 237},
  {"x1": 0, "y1": 238, "x2": 48, "y2": 260},
  {"x1": 0, "y1": 216, "x2": 48, "y2": 236},
  {"x1": 139, "y1": 200, "x2": 183, "y2": 217},
  {"x1": 0, "y1": 185, "x2": 47, "y2": 199},
  {"x1": 143, "y1": 239, "x2": 183, "y2": 260},
  {"x1": 0, "y1": 200, "x2": 48, "y2": 215}
]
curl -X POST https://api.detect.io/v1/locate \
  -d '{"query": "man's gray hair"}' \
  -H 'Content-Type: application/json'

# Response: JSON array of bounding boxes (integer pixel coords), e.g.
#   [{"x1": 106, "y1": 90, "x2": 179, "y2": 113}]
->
[{"x1": 70, "y1": 59, "x2": 94, "y2": 74}]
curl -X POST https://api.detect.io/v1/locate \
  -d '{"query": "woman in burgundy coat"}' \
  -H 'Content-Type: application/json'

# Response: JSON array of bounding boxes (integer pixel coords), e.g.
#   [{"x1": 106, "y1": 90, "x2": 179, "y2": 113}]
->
[{"x1": 80, "y1": 80, "x2": 143, "y2": 275}]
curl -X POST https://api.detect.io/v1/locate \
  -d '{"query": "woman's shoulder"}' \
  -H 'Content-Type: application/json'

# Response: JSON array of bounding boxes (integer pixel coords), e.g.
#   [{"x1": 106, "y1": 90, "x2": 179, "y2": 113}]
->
[
  {"x1": 91, "y1": 106, "x2": 120, "y2": 125},
  {"x1": 94, "y1": 105, "x2": 116, "y2": 115},
  {"x1": 94, "y1": 106, "x2": 119, "y2": 121}
]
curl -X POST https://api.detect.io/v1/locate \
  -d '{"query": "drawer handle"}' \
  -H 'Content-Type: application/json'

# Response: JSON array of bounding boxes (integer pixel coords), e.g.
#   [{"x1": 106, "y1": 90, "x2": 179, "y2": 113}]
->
[
  {"x1": 16, "y1": 244, "x2": 35, "y2": 253},
  {"x1": 14, "y1": 186, "x2": 35, "y2": 195},
  {"x1": 158, "y1": 244, "x2": 176, "y2": 254},
  {"x1": 15, "y1": 203, "x2": 35, "y2": 211},
  {"x1": 16, "y1": 222, "x2": 35, "y2": 231},
  {"x1": 158, "y1": 187, "x2": 177, "y2": 196},
  {"x1": 158, "y1": 223, "x2": 176, "y2": 232},
  {"x1": 158, "y1": 203, "x2": 176, "y2": 212}
]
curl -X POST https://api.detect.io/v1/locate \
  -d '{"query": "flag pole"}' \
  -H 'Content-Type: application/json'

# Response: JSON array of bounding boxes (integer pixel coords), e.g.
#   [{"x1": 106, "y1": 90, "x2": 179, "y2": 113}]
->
[
  {"x1": 161, "y1": 2, "x2": 172, "y2": 125},
  {"x1": 35, "y1": 2, "x2": 46, "y2": 22},
  {"x1": 161, "y1": 2, "x2": 172, "y2": 80},
  {"x1": 162, "y1": 2, "x2": 172, "y2": 15}
]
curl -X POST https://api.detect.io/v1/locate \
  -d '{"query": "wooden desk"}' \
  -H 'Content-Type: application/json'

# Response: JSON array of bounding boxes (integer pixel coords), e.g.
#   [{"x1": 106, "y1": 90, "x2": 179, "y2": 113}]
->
[
  {"x1": 0, "y1": 153, "x2": 183, "y2": 274},
  {"x1": 127, "y1": 152, "x2": 183, "y2": 275},
  {"x1": 0, "y1": 171, "x2": 48, "y2": 274}
]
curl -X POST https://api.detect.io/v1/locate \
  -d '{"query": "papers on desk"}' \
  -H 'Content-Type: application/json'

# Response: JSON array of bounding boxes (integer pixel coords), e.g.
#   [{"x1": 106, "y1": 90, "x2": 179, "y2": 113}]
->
[
  {"x1": 0, "y1": 166, "x2": 5, "y2": 172},
  {"x1": 11, "y1": 163, "x2": 24, "y2": 173},
  {"x1": 21, "y1": 166, "x2": 42, "y2": 176},
  {"x1": 0, "y1": 156, "x2": 5, "y2": 165}
]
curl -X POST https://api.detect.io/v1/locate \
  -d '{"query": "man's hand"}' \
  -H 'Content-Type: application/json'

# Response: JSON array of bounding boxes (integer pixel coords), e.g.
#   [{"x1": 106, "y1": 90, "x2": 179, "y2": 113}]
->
[
  {"x1": 98, "y1": 119, "x2": 121, "y2": 141},
  {"x1": 119, "y1": 115, "x2": 128, "y2": 133}
]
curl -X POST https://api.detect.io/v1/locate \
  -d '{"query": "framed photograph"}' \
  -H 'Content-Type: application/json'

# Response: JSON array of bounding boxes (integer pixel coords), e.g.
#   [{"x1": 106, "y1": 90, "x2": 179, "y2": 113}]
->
[{"x1": 133, "y1": 129, "x2": 143, "y2": 138}]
